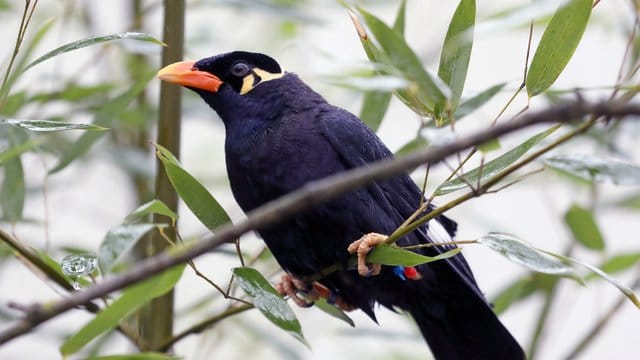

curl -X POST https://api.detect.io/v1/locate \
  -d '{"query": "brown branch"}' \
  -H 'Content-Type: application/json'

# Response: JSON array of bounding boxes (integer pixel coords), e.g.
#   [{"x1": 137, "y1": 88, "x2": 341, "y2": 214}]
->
[{"x1": 1, "y1": 99, "x2": 639, "y2": 345}]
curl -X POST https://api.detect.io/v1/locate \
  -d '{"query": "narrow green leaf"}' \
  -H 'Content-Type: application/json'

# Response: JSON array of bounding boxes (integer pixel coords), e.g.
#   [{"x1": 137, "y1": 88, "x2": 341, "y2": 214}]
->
[
  {"x1": 359, "y1": 90, "x2": 391, "y2": 132},
  {"x1": 155, "y1": 144, "x2": 231, "y2": 232},
  {"x1": 477, "y1": 138, "x2": 501, "y2": 153},
  {"x1": 89, "y1": 353, "x2": 179, "y2": 360},
  {"x1": 454, "y1": 82, "x2": 506, "y2": 120},
  {"x1": 124, "y1": 199, "x2": 178, "y2": 225},
  {"x1": 232, "y1": 267, "x2": 307, "y2": 345},
  {"x1": 492, "y1": 276, "x2": 539, "y2": 315},
  {"x1": 394, "y1": 136, "x2": 429, "y2": 157},
  {"x1": 477, "y1": 232, "x2": 575, "y2": 275},
  {"x1": 60, "y1": 265, "x2": 185, "y2": 355},
  {"x1": 436, "y1": 125, "x2": 559, "y2": 195},
  {"x1": 587, "y1": 252, "x2": 640, "y2": 280},
  {"x1": 541, "y1": 250, "x2": 640, "y2": 309},
  {"x1": 313, "y1": 298, "x2": 355, "y2": 327},
  {"x1": 564, "y1": 204, "x2": 605, "y2": 250},
  {"x1": 526, "y1": 0, "x2": 592, "y2": 97},
  {"x1": 0, "y1": 156, "x2": 25, "y2": 222},
  {"x1": 0, "y1": 138, "x2": 42, "y2": 165},
  {"x1": 1, "y1": 119, "x2": 108, "y2": 132},
  {"x1": 438, "y1": 0, "x2": 476, "y2": 111},
  {"x1": 25, "y1": 32, "x2": 165, "y2": 72},
  {"x1": 0, "y1": 19, "x2": 55, "y2": 100},
  {"x1": 48, "y1": 72, "x2": 154, "y2": 174},
  {"x1": 611, "y1": 193, "x2": 640, "y2": 210},
  {"x1": 357, "y1": 1, "x2": 406, "y2": 132},
  {"x1": 358, "y1": 7, "x2": 448, "y2": 114},
  {"x1": 544, "y1": 154, "x2": 640, "y2": 185},
  {"x1": 367, "y1": 244, "x2": 461, "y2": 267},
  {"x1": 98, "y1": 223, "x2": 157, "y2": 274}
]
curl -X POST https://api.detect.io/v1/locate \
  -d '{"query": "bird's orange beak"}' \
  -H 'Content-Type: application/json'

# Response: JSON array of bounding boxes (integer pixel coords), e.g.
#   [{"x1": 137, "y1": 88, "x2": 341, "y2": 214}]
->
[{"x1": 157, "y1": 61, "x2": 223, "y2": 92}]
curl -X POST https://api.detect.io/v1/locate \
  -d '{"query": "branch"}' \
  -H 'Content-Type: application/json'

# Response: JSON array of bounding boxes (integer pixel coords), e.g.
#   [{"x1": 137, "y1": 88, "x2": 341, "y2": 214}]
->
[{"x1": 1, "y1": 99, "x2": 639, "y2": 345}]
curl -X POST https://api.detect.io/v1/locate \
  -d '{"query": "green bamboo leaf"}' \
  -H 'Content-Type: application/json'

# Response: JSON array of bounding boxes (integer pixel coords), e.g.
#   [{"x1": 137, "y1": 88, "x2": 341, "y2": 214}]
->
[
  {"x1": 438, "y1": 0, "x2": 476, "y2": 111},
  {"x1": 564, "y1": 204, "x2": 604, "y2": 250},
  {"x1": 541, "y1": 250, "x2": 640, "y2": 309},
  {"x1": 232, "y1": 267, "x2": 307, "y2": 346},
  {"x1": 436, "y1": 125, "x2": 559, "y2": 195},
  {"x1": 526, "y1": 0, "x2": 592, "y2": 97},
  {"x1": 1, "y1": 119, "x2": 108, "y2": 132},
  {"x1": 454, "y1": 82, "x2": 506, "y2": 120},
  {"x1": 586, "y1": 252, "x2": 640, "y2": 280},
  {"x1": 394, "y1": 136, "x2": 429, "y2": 157},
  {"x1": 0, "y1": 19, "x2": 55, "y2": 100},
  {"x1": 367, "y1": 244, "x2": 461, "y2": 267},
  {"x1": 0, "y1": 156, "x2": 25, "y2": 222},
  {"x1": 0, "y1": 138, "x2": 42, "y2": 165},
  {"x1": 98, "y1": 223, "x2": 157, "y2": 274},
  {"x1": 358, "y1": 7, "x2": 448, "y2": 115},
  {"x1": 154, "y1": 144, "x2": 231, "y2": 232},
  {"x1": 611, "y1": 193, "x2": 640, "y2": 210},
  {"x1": 477, "y1": 138, "x2": 501, "y2": 153},
  {"x1": 60, "y1": 265, "x2": 185, "y2": 356},
  {"x1": 477, "y1": 232, "x2": 575, "y2": 275},
  {"x1": 89, "y1": 353, "x2": 179, "y2": 360},
  {"x1": 357, "y1": 1, "x2": 406, "y2": 132},
  {"x1": 492, "y1": 276, "x2": 539, "y2": 315},
  {"x1": 48, "y1": 72, "x2": 154, "y2": 174},
  {"x1": 124, "y1": 199, "x2": 178, "y2": 225},
  {"x1": 359, "y1": 90, "x2": 391, "y2": 132},
  {"x1": 544, "y1": 154, "x2": 640, "y2": 185},
  {"x1": 25, "y1": 32, "x2": 165, "y2": 72},
  {"x1": 313, "y1": 298, "x2": 355, "y2": 327}
]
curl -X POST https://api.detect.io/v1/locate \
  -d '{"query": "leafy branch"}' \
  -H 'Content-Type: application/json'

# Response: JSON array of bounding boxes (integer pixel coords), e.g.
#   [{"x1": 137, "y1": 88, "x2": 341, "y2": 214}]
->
[{"x1": 1, "y1": 99, "x2": 639, "y2": 345}]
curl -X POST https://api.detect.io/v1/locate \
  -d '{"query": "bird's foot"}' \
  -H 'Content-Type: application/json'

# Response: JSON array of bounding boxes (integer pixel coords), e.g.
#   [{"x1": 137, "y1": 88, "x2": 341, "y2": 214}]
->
[
  {"x1": 275, "y1": 274, "x2": 358, "y2": 312},
  {"x1": 347, "y1": 232, "x2": 388, "y2": 277},
  {"x1": 275, "y1": 274, "x2": 318, "y2": 308}
]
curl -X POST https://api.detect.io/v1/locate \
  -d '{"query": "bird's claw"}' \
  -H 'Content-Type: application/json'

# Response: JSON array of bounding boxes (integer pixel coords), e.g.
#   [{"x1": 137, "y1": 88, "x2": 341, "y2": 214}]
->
[
  {"x1": 275, "y1": 274, "x2": 358, "y2": 312},
  {"x1": 275, "y1": 274, "x2": 318, "y2": 308},
  {"x1": 347, "y1": 232, "x2": 388, "y2": 277}
]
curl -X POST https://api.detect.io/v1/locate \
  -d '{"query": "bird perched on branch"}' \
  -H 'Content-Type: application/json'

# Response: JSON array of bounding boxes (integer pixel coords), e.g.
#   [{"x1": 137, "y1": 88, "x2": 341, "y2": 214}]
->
[{"x1": 158, "y1": 51, "x2": 524, "y2": 359}]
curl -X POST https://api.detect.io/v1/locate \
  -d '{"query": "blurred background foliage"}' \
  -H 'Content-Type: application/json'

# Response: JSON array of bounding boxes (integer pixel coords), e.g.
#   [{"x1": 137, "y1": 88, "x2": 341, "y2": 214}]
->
[{"x1": 1, "y1": 0, "x2": 640, "y2": 359}]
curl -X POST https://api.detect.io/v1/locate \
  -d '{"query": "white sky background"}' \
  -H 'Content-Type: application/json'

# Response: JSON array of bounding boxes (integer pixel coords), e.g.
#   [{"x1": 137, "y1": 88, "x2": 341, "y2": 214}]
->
[{"x1": 1, "y1": 0, "x2": 639, "y2": 359}]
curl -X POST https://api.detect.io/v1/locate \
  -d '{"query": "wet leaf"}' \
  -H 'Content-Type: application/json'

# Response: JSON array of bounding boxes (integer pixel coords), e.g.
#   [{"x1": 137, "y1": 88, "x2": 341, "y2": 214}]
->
[
  {"x1": 564, "y1": 204, "x2": 604, "y2": 250},
  {"x1": 367, "y1": 244, "x2": 461, "y2": 267},
  {"x1": 436, "y1": 125, "x2": 559, "y2": 195},
  {"x1": 25, "y1": 32, "x2": 165, "y2": 72},
  {"x1": 544, "y1": 154, "x2": 640, "y2": 185},
  {"x1": 232, "y1": 267, "x2": 307, "y2": 346},
  {"x1": 60, "y1": 265, "x2": 185, "y2": 355},
  {"x1": 98, "y1": 223, "x2": 157, "y2": 274},
  {"x1": 1, "y1": 119, "x2": 108, "y2": 132},
  {"x1": 542, "y1": 250, "x2": 640, "y2": 309},
  {"x1": 61, "y1": 254, "x2": 97, "y2": 277},
  {"x1": 155, "y1": 144, "x2": 231, "y2": 232},
  {"x1": 526, "y1": 0, "x2": 592, "y2": 97},
  {"x1": 477, "y1": 232, "x2": 575, "y2": 275}
]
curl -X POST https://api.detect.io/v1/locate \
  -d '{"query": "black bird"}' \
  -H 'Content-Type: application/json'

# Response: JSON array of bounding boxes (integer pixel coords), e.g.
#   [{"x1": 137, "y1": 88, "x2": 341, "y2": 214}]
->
[{"x1": 158, "y1": 51, "x2": 524, "y2": 359}]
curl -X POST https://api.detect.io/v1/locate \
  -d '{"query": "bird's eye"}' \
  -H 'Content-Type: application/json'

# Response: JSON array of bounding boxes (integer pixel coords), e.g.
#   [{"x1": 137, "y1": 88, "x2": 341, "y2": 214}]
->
[{"x1": 231, "y1": 62, "x2": 250, "y2": 77}]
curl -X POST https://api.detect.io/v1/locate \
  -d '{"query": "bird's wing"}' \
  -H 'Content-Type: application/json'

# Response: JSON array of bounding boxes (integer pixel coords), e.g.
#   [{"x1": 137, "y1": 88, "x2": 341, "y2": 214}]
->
[{"x1": 317, "y1": 105, "x2": 481, "y2": 291}]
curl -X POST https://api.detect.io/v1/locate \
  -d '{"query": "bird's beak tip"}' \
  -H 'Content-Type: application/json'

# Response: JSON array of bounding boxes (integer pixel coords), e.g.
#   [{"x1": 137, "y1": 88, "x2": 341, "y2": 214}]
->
[{"x1": 157, "y1": 60, "x2": 223, "y2": 92}]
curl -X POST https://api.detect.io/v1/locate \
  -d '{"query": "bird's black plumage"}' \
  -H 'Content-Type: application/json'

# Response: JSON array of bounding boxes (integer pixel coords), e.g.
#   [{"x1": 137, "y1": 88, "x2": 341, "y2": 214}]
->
[{"x1": 159, "y1": 51, "x2": 525, "y2": 359}]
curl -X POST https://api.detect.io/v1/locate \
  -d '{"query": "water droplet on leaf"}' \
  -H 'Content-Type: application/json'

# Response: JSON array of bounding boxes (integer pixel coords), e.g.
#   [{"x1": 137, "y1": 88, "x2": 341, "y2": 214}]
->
[{"x1": 61, "y1": 254, "x2": 97, "y2": 277}]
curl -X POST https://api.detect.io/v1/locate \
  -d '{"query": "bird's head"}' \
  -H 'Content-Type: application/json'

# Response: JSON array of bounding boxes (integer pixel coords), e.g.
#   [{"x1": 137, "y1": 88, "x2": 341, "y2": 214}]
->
[{"x1": 157, "y1": 51, "x2": 284, "y2": 96}]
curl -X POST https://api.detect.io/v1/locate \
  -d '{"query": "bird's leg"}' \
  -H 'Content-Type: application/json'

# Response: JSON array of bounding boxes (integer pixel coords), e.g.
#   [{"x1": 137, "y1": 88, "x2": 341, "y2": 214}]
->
[
  {"x1": 347, "y1": 232, "x2": 388, "y2": 277},
  {"x1": 275, "y1": 274, "x2": 358, "y2": 312},
  {"x1": 275, "y1": 274, "x2": 318, "y2": 308}
]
